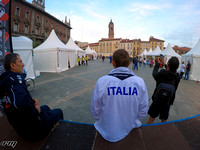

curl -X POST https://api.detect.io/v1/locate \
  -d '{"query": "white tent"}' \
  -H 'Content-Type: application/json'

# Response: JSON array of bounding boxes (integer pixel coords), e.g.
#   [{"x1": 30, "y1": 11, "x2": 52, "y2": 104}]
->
[
  {"x1": 182, "y1": 38, "x2": 200, "y2": 81},
  {"x1": 145, "y1": 48, "x2": 153, "y2": 56},
  {"x1": 91, "y1": 49, "x2": 97, "y2": 59},
  {"x1": 66, "y1": 37, "x2": 86, "y2": 66},
  {"x1": 33, "y1": 30, "x2": 75, "y2": 72},
  {"x1": 140, "y1": 49, "x2": 148, "y2": 58},
  {"x1": 12, "y1": 36, "x2": 35, "y2": 79},
  {"x1": 147, "y1": 45, "x2": 162, "y2": 56},
  {"x1": 160, "y1": 43, "x2": 182, "y2": 65},
  {"x1": 85, "y1": 46, "x2": 94, "y2": 55}
]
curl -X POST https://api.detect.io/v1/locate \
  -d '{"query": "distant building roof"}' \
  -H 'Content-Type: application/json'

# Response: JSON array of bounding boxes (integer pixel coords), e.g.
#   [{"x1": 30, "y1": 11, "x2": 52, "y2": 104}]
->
[
  {"x1": 89, "y1": 43, "x2": 99, "y2": 46},
  {"x1": 120, "y1": 39, "x2": 133, "y2": 43},
  {"x1": 149, "y1": 36, "x2": 165, "y2": 42},
  {"x1": 173, "y1": 46, "x2": 191, "y2": 51},
  {"x1": 99, "y1": 38, "x2": 122, "y2": 42}
]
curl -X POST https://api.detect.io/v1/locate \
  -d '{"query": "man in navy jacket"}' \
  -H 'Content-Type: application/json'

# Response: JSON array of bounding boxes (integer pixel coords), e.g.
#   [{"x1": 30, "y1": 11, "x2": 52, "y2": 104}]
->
[{"x1": 0, "y1": 53, "x2": 63, "y2": 141}]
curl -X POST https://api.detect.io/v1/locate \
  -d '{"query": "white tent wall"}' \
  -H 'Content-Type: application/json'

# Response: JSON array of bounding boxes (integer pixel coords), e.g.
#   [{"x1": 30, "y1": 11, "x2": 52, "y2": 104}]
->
[
  {"x1": 182, "y1": 55, "x2": 200, "y2": 81},
  {"x1": 34, "y1": 49, "x2": 57, "y2": 72},
  {"x1": 68, "y1": 51, "x2": 76, "y2": 68},
  {"x1": 14, "y1": 49, "x2": 35, "y2": 79},
  {"x1": 12, "y1": 36, "x2": 35, "y2": 79},
  {"x1": 58, "y1": 49, "x2": 69, "y2": 72}
]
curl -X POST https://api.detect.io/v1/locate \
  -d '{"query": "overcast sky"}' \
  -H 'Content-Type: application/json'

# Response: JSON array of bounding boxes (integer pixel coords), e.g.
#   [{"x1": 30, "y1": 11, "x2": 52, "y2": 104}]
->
[{"x1": 27, "y1": 0, "x2": 200, "y2": 48}]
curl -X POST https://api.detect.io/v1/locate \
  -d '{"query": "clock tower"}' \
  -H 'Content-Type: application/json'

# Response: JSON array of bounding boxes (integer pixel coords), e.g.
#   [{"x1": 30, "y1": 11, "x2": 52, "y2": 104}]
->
[
  {"x1": 32, "y1": 0, "x2": 45, "y2": 11},
  {"x1": 108, "y1": 19, "x2": 114, "y2": 39}
]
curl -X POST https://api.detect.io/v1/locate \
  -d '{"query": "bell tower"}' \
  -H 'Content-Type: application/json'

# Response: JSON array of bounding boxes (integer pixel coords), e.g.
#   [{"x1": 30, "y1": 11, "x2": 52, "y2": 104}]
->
[
  {"x1": 32, "y1": 0, "x2": 45, "y2": 11},
  {"x1": 108, "y1": 19, "x2": 114, "y2": 39}
]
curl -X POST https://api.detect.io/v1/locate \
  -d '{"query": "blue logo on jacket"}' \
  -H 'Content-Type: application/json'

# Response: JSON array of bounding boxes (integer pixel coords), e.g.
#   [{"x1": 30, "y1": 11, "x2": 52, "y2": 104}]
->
[{"x1": 107, "y1": 86, "x2": 138, "y2": 96}]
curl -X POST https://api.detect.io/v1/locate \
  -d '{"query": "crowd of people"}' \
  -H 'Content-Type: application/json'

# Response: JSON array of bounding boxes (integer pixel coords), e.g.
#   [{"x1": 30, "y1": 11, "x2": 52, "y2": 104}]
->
[{"x1": 0, "y1": 50, "x2": 190, "y2": 142}]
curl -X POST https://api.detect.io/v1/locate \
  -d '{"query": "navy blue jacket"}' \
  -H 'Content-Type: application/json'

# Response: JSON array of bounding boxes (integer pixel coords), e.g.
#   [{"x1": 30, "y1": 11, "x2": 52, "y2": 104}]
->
[{"x1": 0, "y1": 71, "x2": 46, "y2": 140}]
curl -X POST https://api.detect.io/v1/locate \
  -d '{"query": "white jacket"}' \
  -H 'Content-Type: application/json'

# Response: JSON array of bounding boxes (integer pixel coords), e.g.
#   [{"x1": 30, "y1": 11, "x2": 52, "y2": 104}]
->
[{"x1": 91, "y1": 67, "x2": 148, "y2": 142}]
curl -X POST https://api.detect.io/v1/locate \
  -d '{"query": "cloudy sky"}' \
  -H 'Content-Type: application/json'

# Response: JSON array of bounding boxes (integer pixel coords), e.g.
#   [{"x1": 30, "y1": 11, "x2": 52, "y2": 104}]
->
[{"x1": 27, "y1": 0, "x2": 200, "y2": 48}]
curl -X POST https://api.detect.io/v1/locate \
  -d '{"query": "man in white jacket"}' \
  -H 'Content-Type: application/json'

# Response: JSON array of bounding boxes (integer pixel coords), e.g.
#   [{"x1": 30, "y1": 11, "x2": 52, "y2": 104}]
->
[{"x1": 91, "y1": 49, "x2": 148, "y2": 142}]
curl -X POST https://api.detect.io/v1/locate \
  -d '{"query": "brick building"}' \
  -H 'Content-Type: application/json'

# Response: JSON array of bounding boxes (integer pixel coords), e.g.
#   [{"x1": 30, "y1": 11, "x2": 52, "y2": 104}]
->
[
  {"x1": 11, "y1": 0, "x2": 71, "y2": 48},
  {"x1": 172, "y1": 46, "x2": 191, "y2": 55}
]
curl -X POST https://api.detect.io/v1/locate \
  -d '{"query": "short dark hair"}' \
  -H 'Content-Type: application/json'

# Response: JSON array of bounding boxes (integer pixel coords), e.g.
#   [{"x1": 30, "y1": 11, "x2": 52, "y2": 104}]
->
[
  {"x1": 113, "y1": 49, "x2": 129, "y2": 68},
  {"x1": 168, "y1": 57, "x2": 179, "y2": 73},
  {"x1": 4, "y1": 53, "x2": 19, "y2": 71}
]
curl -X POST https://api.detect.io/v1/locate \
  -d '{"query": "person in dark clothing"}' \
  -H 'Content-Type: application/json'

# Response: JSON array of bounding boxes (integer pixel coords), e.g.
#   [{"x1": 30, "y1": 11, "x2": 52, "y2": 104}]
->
[
  {"x1": 0, "y1": 53, "x2": 63, "y2": 141},
  {"x1": 184, "y1": 61, "x2": 191, "y2": 80},
  {"x1": 147, "y1": 56, "x2": 180, "y2": 124}
]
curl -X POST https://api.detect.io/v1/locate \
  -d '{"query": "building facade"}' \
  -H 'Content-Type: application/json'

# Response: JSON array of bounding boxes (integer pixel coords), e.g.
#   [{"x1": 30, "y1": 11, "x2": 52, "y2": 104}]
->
[
  {"x1": 11, "y1": 0, "x2": 71, "y2": 48},
  {"x1": 89, "y1": 20, "x2": 165, "y2": 57},
  {"x1": 173, "y1": 46, "x2": 191, "y2": 55}
]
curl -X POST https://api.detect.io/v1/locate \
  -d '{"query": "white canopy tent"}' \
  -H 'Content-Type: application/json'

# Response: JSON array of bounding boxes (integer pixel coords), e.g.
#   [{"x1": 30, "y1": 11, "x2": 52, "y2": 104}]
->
[
  {"x1": 160, "y1": 43, "x2": 182, "y2": 65},
  {"x1": 145, "y1": 48, "x2": 153, "y2": 56},
  {"x1": 182, "y1": 38, "x2": 200, "y2": 81},
  {"x1": 66, "y1": 37, "x2": 86, "y2": 65},
  {"x1": 12, "y1": 36, "x2": 35, "y2": 79},
  {"x1": 33, "y1": 30, "x2": 75, "y2": 72},
  {"x1": 147, "y1": 46, "x2": 162, "y2": 56},
  {"x1": 140, "y1": 49, "x2": 148, "y2": 58},
  {"x1": 91, "y1": 49, "x2": 97, "y2": 59},
  {"x1": 85, "y1": 46, "x2": 94, "y2": 55}
]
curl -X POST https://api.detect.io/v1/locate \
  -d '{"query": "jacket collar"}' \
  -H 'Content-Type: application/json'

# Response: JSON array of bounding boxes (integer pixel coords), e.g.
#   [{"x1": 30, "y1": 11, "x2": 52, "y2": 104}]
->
[{"x1": 109, "y1": 67, "x2": 135, "y2": 76}]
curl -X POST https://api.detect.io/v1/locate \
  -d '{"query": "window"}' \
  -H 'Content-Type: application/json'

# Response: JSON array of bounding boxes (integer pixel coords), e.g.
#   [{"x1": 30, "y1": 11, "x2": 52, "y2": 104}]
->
[
  {"x1": 36, "y1": 16, "x2": 40, "y2": 23},
  {"x1": 35, "y1": 28, "x2": 39, "y2": 35},
  {"x1": 14, "y1": 23, "x2": 18, "y2": 32},
  {"x1": 25, "y1": 11, "x2": 29, "y2": 19},
  {"x1": 45, "y1": 31, "x2": 48, "y2": 37},
  {"x1": 51, "y1": 23, "x2": 54, "y2": 28},
  {"x1": 15, "y1": 7, "x2": 20, "y2": 16},
  {"x1": 45, "y1": 20, "x2": 48, "y2": 26},
  {"x1": 24, "y1": 25, "x2": 29, "y2": 34}
]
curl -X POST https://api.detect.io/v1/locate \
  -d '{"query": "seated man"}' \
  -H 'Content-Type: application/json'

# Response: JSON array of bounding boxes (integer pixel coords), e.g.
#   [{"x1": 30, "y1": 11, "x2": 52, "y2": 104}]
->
[
  {"x1": 91, "y1": 49, "x2": 148, "y2": 142},
  {"x1": 0, "y1": 53, "x2": 63, "y2": 141}
]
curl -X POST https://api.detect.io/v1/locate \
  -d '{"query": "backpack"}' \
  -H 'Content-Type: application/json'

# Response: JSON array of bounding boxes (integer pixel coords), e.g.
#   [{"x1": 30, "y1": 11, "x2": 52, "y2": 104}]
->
[{"x1": 153, "y1": 83, "x2": 175, "y2": 106}]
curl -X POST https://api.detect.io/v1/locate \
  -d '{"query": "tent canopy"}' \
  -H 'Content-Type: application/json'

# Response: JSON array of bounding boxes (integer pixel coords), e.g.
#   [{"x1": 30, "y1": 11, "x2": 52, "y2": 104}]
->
[
  {"x1": 140, "y1": 49, "x2": 148, "y2": 56},
  {"x1": 183, "y1": 38, "x2": 200, "y2": 56},
  {"x1": 85, "y1": 46, "x2": 94, "y2": 55},
  {"x1": 33, "y1": 30, "x2": 75, "y2": 72},
  {"x1": 146, "y1": 48, "x2": 153, "y2": 56},
  {"x1": 12, "y1": 36, "x2": 32, "y2": 50},
  {"x1": 182, "y1": 38, "x2": 200, "y2": 81},
  {"x1": 66, "y1": 37, "x2": 84, "y2": 52},
  {"x1": 160, "y1": 43, "x2": 181, "y2": 58},
  {"x1": 34, "y1": 30, "x2": 69, "y2": 51},
  {"x1": 147, "y1": 46, "x2": 162, "y2": 56}
]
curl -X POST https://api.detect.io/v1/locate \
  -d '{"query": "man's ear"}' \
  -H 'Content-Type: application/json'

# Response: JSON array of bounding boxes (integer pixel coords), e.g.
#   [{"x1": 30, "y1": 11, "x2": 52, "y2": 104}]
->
[
  {"x1": 10, "y1": 63, "x2": 16, "y2": 71},
  {"x1": 112, "y1": 60, "x2": 116, "y2": 68}
]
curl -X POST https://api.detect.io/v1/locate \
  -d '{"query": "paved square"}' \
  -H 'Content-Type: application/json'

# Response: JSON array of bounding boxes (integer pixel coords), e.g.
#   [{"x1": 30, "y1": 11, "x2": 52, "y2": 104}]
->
[{"x1": 30, "y1": 59, "x2": 200, "y2": 124}]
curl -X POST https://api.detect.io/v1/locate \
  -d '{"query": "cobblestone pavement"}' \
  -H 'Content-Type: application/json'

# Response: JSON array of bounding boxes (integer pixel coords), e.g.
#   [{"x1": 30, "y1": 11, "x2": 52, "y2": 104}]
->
[{"x1": 30, "y1": 59, "x2": 200, "y2": 124}]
